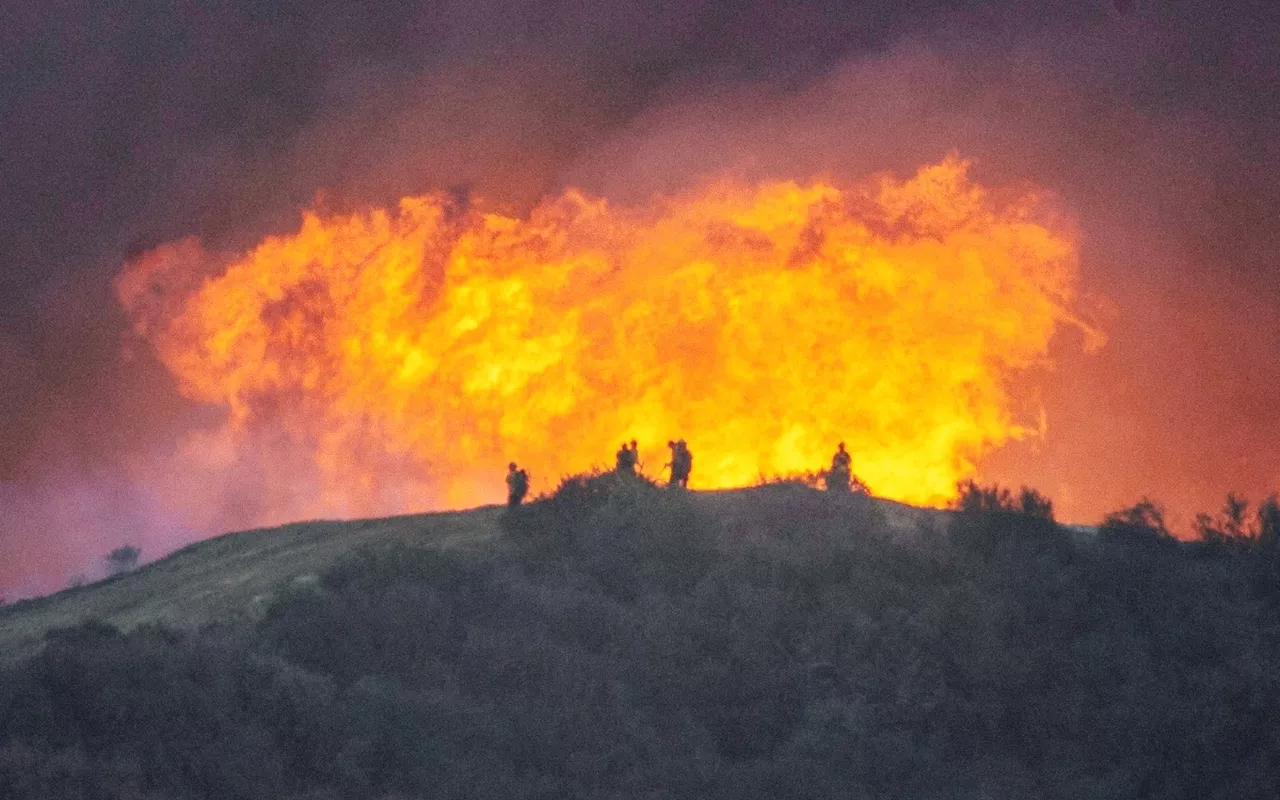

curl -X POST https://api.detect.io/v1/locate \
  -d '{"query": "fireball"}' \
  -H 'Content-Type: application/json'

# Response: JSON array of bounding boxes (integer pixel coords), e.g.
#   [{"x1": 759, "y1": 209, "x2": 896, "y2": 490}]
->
[{"x1": 117, "y1": 156, "x2": 1097, "y2": 525}]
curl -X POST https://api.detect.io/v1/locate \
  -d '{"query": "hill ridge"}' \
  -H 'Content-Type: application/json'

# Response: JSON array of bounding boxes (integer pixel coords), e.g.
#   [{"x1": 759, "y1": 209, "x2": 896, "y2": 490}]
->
[
  {"x1": 0, "y1": 505, "x2": 509, "y2": 661},
  {"x1": 0, "y1": 484, "x2": 1077, "y2": 661}
]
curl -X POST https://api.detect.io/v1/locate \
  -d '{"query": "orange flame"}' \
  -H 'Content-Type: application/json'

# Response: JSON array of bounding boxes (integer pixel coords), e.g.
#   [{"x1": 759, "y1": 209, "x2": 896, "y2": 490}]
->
[{"x1": 116, "y1": 156, "x2": 1097, "y2": 523}]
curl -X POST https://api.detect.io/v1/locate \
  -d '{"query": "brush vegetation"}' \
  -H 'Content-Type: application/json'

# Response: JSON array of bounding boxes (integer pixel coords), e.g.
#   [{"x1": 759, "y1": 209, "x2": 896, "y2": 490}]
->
[{"x1": 2, "y1": 479, "x2": 1280, "y2": 799}]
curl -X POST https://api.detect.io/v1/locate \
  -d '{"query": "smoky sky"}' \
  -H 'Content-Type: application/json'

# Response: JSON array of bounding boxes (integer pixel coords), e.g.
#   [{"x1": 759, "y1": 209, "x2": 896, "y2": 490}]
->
[{"x1": 3, "y1": 0, "x2": 1280, "y2": 592}]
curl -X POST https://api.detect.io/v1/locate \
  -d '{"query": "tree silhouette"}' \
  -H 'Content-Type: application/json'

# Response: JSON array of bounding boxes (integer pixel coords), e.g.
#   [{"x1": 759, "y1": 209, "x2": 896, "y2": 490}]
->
[{"x1": 105, "y1": 545, "x2": 141, "y2": 576}]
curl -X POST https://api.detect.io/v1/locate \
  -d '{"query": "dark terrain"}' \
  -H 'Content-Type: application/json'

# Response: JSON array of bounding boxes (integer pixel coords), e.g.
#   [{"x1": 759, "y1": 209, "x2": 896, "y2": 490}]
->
[{"x1": 2, "y1": 475, "x2": 1278, "y2": 799}]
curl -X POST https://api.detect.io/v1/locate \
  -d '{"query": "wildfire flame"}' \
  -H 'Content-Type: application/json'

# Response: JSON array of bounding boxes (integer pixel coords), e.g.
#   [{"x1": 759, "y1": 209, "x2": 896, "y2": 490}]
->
[{"x1": 117, "y1": 156, "x2": 1097, "y2": 525}]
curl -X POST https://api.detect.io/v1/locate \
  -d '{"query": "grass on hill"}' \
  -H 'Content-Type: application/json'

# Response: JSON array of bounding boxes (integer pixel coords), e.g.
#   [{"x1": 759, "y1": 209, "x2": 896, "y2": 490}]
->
[{"x1": 0, "y1": 507, "x2": 506, "y2": 662}]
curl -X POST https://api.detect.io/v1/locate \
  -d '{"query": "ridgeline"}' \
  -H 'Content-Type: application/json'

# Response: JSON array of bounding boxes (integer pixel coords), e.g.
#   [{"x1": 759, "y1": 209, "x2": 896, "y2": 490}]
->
[{"x1": 2, "y1": 475, "x2": 1278, "y2": 799}]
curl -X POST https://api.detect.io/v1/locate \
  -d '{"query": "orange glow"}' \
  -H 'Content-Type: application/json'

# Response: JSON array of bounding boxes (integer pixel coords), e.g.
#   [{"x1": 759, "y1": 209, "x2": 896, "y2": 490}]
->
[{"x1": 116, "y1": 156, "x2": 1099, "y2": 520}]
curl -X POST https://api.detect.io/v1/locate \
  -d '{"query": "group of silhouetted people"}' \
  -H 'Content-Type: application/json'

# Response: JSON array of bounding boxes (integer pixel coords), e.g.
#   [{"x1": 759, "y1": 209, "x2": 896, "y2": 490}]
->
[
  {"x1": 615, "y1": 440, "x2": 640, "y2": 475},
  {"x1": 506, "y1": 440, "x2": 856, "y2": 506},
  {"x1": 614, "y1": 438, "x2": 693, "y2": 488},
  {"x1": 615, "y1": 438, "x2": 691, "y2": 489},
  {"x1": 665, "y1": 440, "x2": 691, "y2": 488}
]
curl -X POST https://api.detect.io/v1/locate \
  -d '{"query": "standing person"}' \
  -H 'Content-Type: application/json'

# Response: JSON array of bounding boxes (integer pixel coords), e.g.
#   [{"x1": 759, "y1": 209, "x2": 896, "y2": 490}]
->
[
  {"x1": 826, "y1": 442, "x2": 851, "y2": 492},
  {"x1": 629, "y1": 440, "x2": 640, "y2": 473},
  {"x1": 506, "y1": 462, "x2": 530, "y2": 507},
  {"x1": 677, "y1": 440, "x2": 692, "y2": 488}
]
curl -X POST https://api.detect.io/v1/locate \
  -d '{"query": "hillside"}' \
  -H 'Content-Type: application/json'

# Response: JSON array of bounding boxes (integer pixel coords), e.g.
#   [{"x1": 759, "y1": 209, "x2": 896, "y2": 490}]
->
[
  {"x1": 0, "y1": 487, "x2": 937, "y2": 660},
  {"x1": 0, "y1": 507, "x2": 506, "y2": 661},
  {"x1": 2, "y1": 478, "x2": 1278, "y2": 800}
]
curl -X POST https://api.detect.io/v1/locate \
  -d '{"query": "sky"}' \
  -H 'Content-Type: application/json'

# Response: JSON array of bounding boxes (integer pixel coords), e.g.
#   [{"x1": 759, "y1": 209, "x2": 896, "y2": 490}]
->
[{"x1": 3, "y1": 0, "x2": 1280, "y2": 593}]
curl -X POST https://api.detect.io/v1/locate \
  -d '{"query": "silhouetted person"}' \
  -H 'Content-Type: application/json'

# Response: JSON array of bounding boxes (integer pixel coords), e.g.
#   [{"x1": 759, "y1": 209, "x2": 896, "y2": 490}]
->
[
  {"x1": 676, "y1": 440, "x2": 692, "y2": 487},
  {"x1": 826, "y1": 442, "x2": 851, "y2": 493},
  {"x1": 506, "y1": 462, "x2": 529, "y2": 507},
  {"x1": 616, "y1": 441, "x2": 638, "y2": 476},
  {"x1": 667, "y1": 439, "x2": 691, "y2": 488}
]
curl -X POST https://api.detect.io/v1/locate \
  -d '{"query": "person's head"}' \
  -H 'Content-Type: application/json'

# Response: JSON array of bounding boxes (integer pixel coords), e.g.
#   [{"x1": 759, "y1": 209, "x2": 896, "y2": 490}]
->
[
  {"x1": 667, "y1": 440, "x2": 675, "y2": 447},
  {"x1": 629, "y1": 439, "x2": 637, "y2": 449},
  {"x1": 678, "y1": 439, "x2": 686, "y2": 447},
  {"x1": 838, "y1": 442, "x2": 846, "y2": 451},
  {"x1": 508, "y1": 462, "x2": 517, "y2": 471}
]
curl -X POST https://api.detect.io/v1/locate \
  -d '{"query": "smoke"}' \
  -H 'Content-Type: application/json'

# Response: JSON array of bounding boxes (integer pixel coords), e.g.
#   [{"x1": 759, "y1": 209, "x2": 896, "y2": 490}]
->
[
  {"x1": 3, "y1": 0, "x2": 1280, "y2": 593},
  {"x1": 556, "y1": 35, "x2": 1280, "y2": 526},
  {"x1": 0, "y1": 474, "x2": 193, "y2": 598}
]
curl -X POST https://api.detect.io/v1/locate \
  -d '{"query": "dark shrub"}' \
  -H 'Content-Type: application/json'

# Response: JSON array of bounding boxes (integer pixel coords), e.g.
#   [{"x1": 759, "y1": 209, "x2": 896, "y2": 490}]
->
[
  {"x1": 105, "y1": 545, "x2": 141, "y2": 576},
  {"x1": 501, "y1": 468, "x2": 661, "y2": 543},
  {"x1": 575, "y1": 488, "x2": 721, "y2": 600},
  {"x1": 260, "y1": 545, "x2": 494, "y2": 684},
  {"x1": 949, "y1": 481, "x2": 1064, "y2": 557},
  {"x1": 1098, "y1": 497, "x2": 1176, "y2": 549},
  {"x1": 952, "y1": 480, "x2": 1053, "y2": 520},
  {"x1": 1194, "y1": 493, "x2": 1253, "y2": 546},
  {"x1": 320, "y1": 543, "x2": 477, "y2": 594}
]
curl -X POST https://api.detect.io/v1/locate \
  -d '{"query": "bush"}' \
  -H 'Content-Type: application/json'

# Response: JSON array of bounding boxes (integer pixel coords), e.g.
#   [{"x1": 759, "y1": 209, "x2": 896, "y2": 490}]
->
[
  {"x1": 1099, "y1": 497, "x2": 1174, "y2": 546},
  {"x1": 104, "y1": 545, "x2": 141, "y2": 576},
  {"x1": 259, "y1": 545, "x2": 493, "y2": 684},
  {"x1": 951, "y1": 480, "x2": 1054, "y2": 520},
  {"x1": 500, "y1": 468, "x2": 661, "y2": 542},
  {"x1": 949, "y1": 481, "x2": 1062, "y2": 557},
  {"x1": 1194, "y1": 493, "x2": 1253, "y2": 545},
  {"x1": 757, "y1": 470, "x2": 869, "y2": 495},
  {"x1": 755, "y1": 470, "x2": 826, "y2": 490},
  {"x1": 573, "y1": 487, "x2": 720, "y2": 600}
]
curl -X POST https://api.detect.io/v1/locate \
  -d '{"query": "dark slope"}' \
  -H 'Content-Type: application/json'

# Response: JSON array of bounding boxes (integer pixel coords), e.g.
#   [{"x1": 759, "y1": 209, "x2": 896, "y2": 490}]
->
[
  {"x1": 2, "y1": 480, "x2": 1278, "y2": 799},
  {"x1": 0, "y1": 487, "x2": 940, "y2": 660}
]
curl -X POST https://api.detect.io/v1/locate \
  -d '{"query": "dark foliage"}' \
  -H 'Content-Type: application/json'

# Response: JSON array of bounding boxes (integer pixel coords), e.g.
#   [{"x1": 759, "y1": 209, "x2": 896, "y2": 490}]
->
[
  {"x1": 758, "y1": 470, "x2": 870, "y2": 495},
  {"x1": 104, "y1": 545, "x2": 141, "y2": 576},
  {"x1": 951, "y1": 480, "x2": 1054, "y2": 520},
  {"x1": 1192, "y1": 493, "x2": 1280, "y2": 550},
  {"x1": 949, "y1": 481, "x2": 1064, "y2": 558},
  {"x1": 5, "y1": 484, "x2": 1280, "y2": 798},
  {"x1": 1099, "y1": 497, "x2": 1176, "y2": 550},
  {"x1": 499, "y1": 467, "x2": 662, "y2": 542}
]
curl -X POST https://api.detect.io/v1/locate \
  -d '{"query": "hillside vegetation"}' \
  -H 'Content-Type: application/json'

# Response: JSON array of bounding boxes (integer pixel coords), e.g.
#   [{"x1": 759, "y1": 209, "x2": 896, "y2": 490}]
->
[
  {"x1": 0, "y1": 487, "x2": 933, "y2": 658},
  {"x1": 2, "y1": 477, "x2": 1280, "y2": 799}
]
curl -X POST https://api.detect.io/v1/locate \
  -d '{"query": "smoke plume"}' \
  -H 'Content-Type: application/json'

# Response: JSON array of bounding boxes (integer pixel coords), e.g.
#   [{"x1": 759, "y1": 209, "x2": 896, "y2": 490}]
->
[{"x1": 3, "y1": 0, "x2": 1280, "y2": 593}]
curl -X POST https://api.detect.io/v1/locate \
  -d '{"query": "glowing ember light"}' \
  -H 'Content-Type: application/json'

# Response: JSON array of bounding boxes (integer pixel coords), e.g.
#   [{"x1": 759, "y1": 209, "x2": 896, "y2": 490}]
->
[{"x1": 116, "y1": 156, "x2": 1099, "y2": 524}]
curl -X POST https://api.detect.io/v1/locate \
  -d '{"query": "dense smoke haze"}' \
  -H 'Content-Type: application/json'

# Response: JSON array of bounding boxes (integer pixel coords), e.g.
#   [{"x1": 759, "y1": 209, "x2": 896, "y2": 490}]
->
[{"x1": 3, "y1": 0, "x2": 1280, "y2": 594}]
